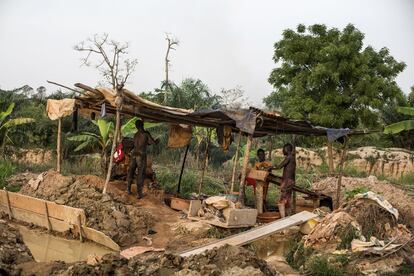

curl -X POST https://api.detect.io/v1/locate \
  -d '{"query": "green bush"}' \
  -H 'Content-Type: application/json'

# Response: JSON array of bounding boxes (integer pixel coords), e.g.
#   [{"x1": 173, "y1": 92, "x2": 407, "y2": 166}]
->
[{"x1": 344, "y1": 186, "x2": 369, "y2": 200}]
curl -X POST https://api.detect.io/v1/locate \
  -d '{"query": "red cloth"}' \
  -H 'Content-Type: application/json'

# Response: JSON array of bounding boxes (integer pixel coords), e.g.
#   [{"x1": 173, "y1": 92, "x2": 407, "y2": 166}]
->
[{"x1": 245, "y1": 177, "x2": 256, "y2": 195}]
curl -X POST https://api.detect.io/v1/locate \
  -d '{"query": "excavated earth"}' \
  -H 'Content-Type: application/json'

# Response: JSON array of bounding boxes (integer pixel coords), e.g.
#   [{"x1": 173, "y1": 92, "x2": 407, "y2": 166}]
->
[
  {"x1": 0, "y1": 219, "x2": 34, "y2": 275},
  {"x1": 19, "y1": 170, "x2": 155, "y2": 247}
]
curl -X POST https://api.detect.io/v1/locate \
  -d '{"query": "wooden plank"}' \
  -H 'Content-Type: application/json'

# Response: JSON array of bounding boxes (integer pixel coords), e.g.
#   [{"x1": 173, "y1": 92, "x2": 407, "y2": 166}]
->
[
  {"x1": 170, "y1": 198, "x2": 190, "y2": 211},
  {"x1": 0, "y1": 191, "x2": 86, "y2": 225},
  {"x1": 180, "y1": 211, "x2": 317, "y2": 257},
  {"x1": 81, "y1": 226, "x2": 120, "y2": 251},
  {"x1": 0, "y1": 205, "x2": 72, "y2": 233},
  {"x1": 3, "y1": 188, "x2": 12, "y2": 219}
]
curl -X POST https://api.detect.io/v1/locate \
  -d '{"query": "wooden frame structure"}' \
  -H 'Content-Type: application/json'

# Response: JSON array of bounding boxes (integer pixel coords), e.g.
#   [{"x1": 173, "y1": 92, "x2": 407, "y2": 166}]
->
[{"x1": 50, "y1": 83, "x2": 369, "y2": 206}]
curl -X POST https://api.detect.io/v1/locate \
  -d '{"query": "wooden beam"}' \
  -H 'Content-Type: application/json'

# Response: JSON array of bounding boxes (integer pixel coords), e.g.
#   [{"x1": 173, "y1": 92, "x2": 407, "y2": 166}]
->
[
  {"x1": 239, "y1": 134, "x2": 253, "y2": 206},
  {"x1": 56, "y1": 118, "x2": 62, "y2": 173},
  {"x1": 177, "y1": 143, "x2": 190, "y2": 195}
]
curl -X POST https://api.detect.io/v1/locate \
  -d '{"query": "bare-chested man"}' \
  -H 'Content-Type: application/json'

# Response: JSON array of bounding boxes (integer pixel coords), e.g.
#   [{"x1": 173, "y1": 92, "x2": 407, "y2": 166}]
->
[
  {"x1": 275, "y1": 143, "x2": 296, "y2": 217},
  {"x1": 126, "y1": 120, "x2": 158, "y2": 198}
]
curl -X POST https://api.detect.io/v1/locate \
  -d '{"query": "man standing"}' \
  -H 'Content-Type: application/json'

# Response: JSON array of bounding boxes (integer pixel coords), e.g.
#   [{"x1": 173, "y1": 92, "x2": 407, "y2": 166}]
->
[
  {"x1": 275, "y1": 143, "x2": 296, "y2": 217},
  {"x1": 126, "y1": 119, "x2": 158, "y2": 198},
  {"x1": 254, "y1": 148, "x2": 273, "y2": 210}
]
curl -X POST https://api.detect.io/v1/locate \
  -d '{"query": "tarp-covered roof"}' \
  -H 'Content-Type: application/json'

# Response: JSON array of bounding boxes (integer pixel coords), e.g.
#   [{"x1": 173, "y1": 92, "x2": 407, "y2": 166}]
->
[{"x1": 73, "y1": 84, "x2": 369, "y2": 137}]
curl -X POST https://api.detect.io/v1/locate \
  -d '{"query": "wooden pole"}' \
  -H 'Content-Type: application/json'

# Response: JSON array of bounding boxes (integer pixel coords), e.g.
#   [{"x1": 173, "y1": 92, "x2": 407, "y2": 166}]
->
[
  {"x1": 239, "y1": 134, "x2": 252, "y2": 206},
  {"x1": 44, "y1": 201, "x2": 52, "y2": 231},
  {"x1": 56, "y1": 118, "x2": 62, "y2": 173},
  {"x1": 198, "y1": 130, "x2": 211, "y2": 196},
  {"x1": 335, "y1": 137, "x2": 349, "y2": 209},
  {"x1": 4, "y1": 188, "x2": 12, "y2": 220},
  {"x1": 230, "y1": 131, "x2": 242, "y2": 193},
  {"x1": 103, "y1": 109, "x2": 120, "y2": 194},
  {"x1": 327, "y1": 140, "x2": 335, "y2": 175},
  {"x1": 267, "y1": 136, "x2": 273, "y2": 160},
  {"x1": 177, "y1": 143, "x2": 190, "y2": 195},
  {"x1": 77, "y1": 214, "x2": 83, "y2": 242},
  {"x1": 292, "y1": 135, "x2": 297, "y2": 214}
]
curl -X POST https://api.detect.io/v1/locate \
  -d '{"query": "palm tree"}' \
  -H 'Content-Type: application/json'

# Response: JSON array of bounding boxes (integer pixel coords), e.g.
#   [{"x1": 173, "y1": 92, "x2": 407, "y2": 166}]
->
[
  {"x1": 384, "y1": 107, "x2": 414, "y2": 134},
  {"x1": 0, "y1": 103, "x2": 35, "y2": 155}
]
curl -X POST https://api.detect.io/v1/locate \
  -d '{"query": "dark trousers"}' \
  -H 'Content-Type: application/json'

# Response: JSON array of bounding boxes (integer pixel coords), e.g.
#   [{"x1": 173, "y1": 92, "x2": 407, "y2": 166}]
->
[{"x1": 126, "y1": 155, "x2": 147, "y2": 197}]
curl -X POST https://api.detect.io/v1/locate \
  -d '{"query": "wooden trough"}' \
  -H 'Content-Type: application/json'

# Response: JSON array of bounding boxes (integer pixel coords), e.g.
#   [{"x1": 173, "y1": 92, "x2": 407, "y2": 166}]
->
[{"x1": 0, "y1": 189, "x2": 120, "y2": 251}]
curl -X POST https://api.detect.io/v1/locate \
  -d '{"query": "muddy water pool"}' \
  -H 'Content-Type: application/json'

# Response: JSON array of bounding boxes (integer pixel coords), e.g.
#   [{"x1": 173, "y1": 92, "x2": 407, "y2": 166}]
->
[{"x1": 17, "y1": 225, "x2": 114, "y2": 262}]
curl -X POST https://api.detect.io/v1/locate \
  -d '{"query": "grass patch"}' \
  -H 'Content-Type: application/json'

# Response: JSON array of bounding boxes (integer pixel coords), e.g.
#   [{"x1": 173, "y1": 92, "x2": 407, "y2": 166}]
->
[
  {"x1": 0, "y1": 159, "x2": 16, "y2": 190},
  {"x1": 304, "y1": 256, "x2": 345, "y2": 276},
  {"x1": 337, "y1": 224, "x2": 360, "y2": 250}
]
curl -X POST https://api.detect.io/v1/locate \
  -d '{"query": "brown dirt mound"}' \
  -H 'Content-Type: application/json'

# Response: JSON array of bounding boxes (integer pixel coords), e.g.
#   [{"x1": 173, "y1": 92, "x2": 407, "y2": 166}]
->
[
  {"x1": 312, "y1": 176, "x2": 414, "y2": 227},
  {"x1": 0, "y1": 219, "x2": 34, "y2": 275},
  {"x1": 46, "y1": 245, "x2": 278, "y2": 275},
  {"x1": 20, "y1": 170, "x2": 155, "y2": 247}
]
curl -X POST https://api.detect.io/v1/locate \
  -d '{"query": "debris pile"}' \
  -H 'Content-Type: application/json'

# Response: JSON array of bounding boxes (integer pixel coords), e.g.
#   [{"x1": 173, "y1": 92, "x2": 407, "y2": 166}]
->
[
  {"x1": 312, "y1": 175, "x2": 414, "y2": 227},
  {"x1": 20, "y1": 171, "x2": 155, "y2": 247},
  {"x1": 49, "y1": 245, "x2": 278, "y2": 275},
  {"x1": 0, "y1": 219, "x2": 34, "y2": 275},
  {"x1": 301, "y1": 191, "x2": 413, "y2": 275}
]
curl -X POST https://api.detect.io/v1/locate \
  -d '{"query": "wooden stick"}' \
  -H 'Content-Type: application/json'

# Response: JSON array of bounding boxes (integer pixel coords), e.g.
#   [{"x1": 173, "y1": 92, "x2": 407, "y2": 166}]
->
[
  {"x1": 47, "y1": 80, "x2": 80, "y2": 94},
  {"x1": 56, "y1": 118, "x2": 62, "y2": 173},
  {"x1": 230, "y1": 131, "x2": 241, "y2": 193},
  {"x1": 239, "y1": 134, "x2": 253, "y2": 206},
  {"x1": 177, "y1": 143, "x2": 190, "y2": 195},
  {"x1": 335, "y1": 137, "x2": 349, "y2": 209},
  {"x1": 77, "y1": 214, "x2": 83, "y2": 242},
  {"x1": 4, "y1": 188, "x2": 12, "y2": 219},
  {"x1": 44, "y1": 201, "x2": 52, "y2": 231}
]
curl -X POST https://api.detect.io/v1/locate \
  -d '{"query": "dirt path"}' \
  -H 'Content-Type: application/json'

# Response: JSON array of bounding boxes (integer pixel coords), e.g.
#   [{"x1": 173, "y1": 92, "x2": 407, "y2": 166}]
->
[{"x1": 99, "y1": 179, "x2": 181, "y2": 249}]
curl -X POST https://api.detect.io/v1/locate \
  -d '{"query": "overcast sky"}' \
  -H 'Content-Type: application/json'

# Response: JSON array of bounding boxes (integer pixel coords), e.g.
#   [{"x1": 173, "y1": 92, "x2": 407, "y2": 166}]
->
[{"x1": 0, "y1": 0, "x2": 413, "y2": 106}]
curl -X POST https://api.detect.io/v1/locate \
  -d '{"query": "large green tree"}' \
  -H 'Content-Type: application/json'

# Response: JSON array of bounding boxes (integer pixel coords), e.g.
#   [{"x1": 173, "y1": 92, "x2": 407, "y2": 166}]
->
[{"x1": 265, "y1": 24, "x2": 406, "y2": 129}]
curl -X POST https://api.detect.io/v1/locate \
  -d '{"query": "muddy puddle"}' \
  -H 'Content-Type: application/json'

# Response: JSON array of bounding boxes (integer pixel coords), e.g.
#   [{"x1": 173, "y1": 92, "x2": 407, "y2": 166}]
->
[
  {"x1": 17, "y1": 225, "x2": 114, "y2": 263},
  {"x1": 250, "y1": 234, "x2": 290, "y2": 259}
]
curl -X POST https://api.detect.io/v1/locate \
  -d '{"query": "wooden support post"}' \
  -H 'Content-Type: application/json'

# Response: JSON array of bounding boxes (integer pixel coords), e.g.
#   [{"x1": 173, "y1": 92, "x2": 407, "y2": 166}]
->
[
  {"x1": 335, "y1": 137, "x2": 349, "y2": 209},
  {"x1": 292, "y1": 135, "x2": 297, "y2": 214},
  {"x1": 239, "y1": 134, "x2": 252, "y2": 206},
  {"x1": 267, "y1": 136, "x2": 273, "y2": 160},
  {"x1": 177, "y1": 143, "x2": 190, "y2": 195},
  {"x1": 230, "y1": 131, "x2": 242, "y2": 193},
  {"x1": 103, "y1": 108, "x2": 121, "y2": 194},
  {"x1": 256, "y1": 181, "x2": 264, "y2": 214},
  {"x1": 327, "y1": 140, "x2": 334, "y2": 175},
  {"x1": 44, "y1": 201, "x2": 52, "y2": 231},
  {"x1": 3, "y1": 188, "x2": 12, "y2": 220},
  {"x1": 56, "y1": 118, "x2": 62, "y2": 173},
  {"x1": 198, "y1": 130, "x2": 211, "y2": 197},
  {"x1": 77, "y1": 214, "x2": 83, "y2": 242}
]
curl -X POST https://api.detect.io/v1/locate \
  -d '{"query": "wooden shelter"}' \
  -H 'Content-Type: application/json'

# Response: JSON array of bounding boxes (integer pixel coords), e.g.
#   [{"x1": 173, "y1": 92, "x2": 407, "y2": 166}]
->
[{"x1": 50, "y1": 82, "x2": 370, "y2": 207}]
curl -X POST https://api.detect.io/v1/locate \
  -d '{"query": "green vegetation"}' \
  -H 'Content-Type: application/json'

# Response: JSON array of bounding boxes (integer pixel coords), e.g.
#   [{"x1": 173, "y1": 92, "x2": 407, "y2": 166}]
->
[
  {"x1": 337, "y1": 224, "x2": 360, "y2": 250},
  {"x1": 384, "y1": 107, "x2": 414, "y2": 134},
  {"x1": 0, "y1": 159, "x2": 16, "y2": 190},
  {"x1": 304, "y1": 255, "x2": 345, "y2": 276},
  {"x1": 345, "y1": 186, "x2": 369, "y2": 200}
]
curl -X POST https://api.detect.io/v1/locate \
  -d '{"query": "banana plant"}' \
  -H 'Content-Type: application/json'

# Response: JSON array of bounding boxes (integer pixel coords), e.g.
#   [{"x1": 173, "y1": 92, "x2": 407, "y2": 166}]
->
[
  {"x1": 0, "y1": 103, "x2": 35, "y2": 155},
  {"x1": 384, "y1": 107, "x2": 414, "y2": 134},
  {"x1": 67, "y1": 117, "x2": 161, "y2": 173}
]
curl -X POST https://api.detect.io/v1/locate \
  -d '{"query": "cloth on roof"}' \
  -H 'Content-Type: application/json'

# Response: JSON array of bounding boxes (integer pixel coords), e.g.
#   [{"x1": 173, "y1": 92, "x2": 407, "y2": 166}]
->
[
  {"x1": 326, "y1": 128, "x2": 351, "y2": 142},
  {"x1": 46, "y1": 99, "x2": 76, "y2": 120},
  {"x1": 216, "y1": 125, "x2": 233, "y2": 151},
  {"x1": 168, "y1": 124, "x2": 192, "y2": 148}
]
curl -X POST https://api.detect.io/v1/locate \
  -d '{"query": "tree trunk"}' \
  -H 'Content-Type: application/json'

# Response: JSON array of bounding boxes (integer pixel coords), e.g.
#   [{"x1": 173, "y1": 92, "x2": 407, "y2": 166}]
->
[
  {"x1": 239, "y1": 134, "x2": 252, "y2": 206},
  {"x1": 327, "y1": 141, "x2": 334, "y2": 175},
  {"x1": 198, "y1": 130, "x2": 211, "y2": 196},
  {"x1": 335, "y1": 138, "x2": 348, "y2": 209},
  {"x1": 103, "y1": 109, "x2": 120, "y2": 194},
  {"x1": 230, "y1": 131, "x2": 241, "y2": 193}
]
